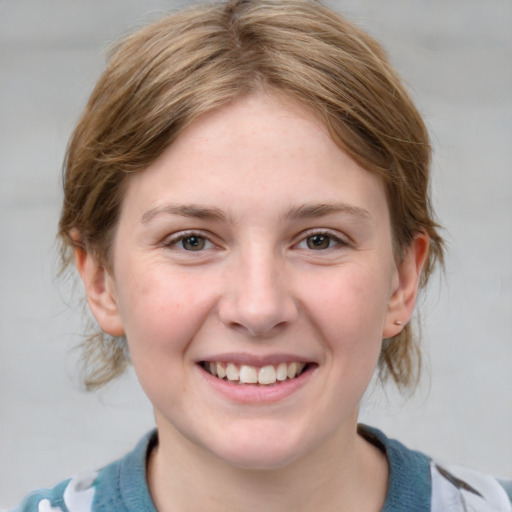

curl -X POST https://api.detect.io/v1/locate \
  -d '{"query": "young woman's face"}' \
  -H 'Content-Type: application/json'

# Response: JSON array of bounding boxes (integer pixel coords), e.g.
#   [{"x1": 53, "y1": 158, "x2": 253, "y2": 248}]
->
[{"x1": 89, "y1": 93, "x2": 419, "y2": 470}]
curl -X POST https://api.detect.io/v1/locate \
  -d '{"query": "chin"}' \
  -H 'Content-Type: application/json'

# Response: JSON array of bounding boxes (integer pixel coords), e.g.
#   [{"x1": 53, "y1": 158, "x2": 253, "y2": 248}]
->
[
  {"x1": 206, "y1": 431, "x2": 309, "y2": 471},
  {"x1": 219, "y1": 449, "x2": 298, "y2": 471}
]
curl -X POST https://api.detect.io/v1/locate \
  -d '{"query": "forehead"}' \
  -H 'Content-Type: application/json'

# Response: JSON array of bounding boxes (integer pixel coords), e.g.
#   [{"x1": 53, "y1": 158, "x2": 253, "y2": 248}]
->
[{"x1": 120, "y1": 93, "x2": 390, "y2": 224}]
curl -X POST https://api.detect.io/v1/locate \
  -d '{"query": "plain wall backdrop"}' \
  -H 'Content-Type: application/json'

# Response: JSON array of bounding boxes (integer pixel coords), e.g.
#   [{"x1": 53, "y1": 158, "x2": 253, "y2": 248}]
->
[{"x1": 1, "y1": 0, "x2": 511, "y2": 507}]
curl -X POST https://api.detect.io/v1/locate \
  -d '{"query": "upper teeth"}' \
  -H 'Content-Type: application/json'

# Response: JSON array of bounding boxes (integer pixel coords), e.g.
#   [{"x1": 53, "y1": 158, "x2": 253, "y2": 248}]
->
[{"x1": 206, "y1": 362, "x2": 306, "y2": 385}]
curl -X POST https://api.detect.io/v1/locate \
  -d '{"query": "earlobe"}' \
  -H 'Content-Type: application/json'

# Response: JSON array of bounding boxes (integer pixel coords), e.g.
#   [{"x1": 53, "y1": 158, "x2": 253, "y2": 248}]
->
[
  {"x1": 383, "y1": 233, "x2": 429, "y2": 338},
  {"x1": 73, "y1": 243, "x2": 125, "y2": 337}
]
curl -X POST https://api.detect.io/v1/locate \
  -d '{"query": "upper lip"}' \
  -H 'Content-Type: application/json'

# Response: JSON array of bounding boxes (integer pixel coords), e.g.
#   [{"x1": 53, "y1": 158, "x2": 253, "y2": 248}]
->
[{"x1": 197, "y1": 352, "x2": 315, "y2": 366}]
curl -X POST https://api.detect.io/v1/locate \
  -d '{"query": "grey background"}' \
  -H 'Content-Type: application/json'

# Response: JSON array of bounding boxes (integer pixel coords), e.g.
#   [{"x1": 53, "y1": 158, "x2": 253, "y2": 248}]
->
[{"x1": 1, "y1": 0, "x2": 511, "y2": 507}]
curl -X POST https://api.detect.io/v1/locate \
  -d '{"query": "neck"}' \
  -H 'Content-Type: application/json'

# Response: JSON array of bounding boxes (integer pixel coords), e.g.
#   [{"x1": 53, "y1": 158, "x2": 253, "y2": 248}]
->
[{"x1": 147, "y1": 419, "x2": 388, "y2": 512}]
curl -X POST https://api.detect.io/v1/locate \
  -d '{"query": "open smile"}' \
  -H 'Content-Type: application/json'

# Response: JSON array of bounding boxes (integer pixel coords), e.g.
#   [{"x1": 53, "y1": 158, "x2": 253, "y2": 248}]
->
[{"x1": 200, "y1": 361, "x2": 313, "y2": 385}]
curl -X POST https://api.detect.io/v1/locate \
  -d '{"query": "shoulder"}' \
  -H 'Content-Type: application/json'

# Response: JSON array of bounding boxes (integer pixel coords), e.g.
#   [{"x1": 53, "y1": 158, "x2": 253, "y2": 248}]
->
[
  {"x1": 431, "y1": 462, "x2": 512, "y2": 512},
  {"x1": 5, "y1": 472, "x2": 98, "y2": 512},
  {"x1": 359, "y1": 425, "x2": 512, "y2": 512},
  {"x1": 7, "y1": 431, "x2": 158, "y2": 512}
]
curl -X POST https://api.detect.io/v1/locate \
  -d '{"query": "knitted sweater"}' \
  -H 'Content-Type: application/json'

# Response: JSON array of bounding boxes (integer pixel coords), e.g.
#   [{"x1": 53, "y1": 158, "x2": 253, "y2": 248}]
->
[{"x1": 9, "y1": 426, "x2": 512, "y2": 512}]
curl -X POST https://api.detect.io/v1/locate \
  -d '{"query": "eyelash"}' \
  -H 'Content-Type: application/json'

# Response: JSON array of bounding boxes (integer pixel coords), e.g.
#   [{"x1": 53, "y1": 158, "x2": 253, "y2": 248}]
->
[
  {"x1": 295, "y1": 230, "x2": 347, "y2": 251},
  {"x1": 163, "y1": 231, "x2": 216, "y2": 252},
  {"x1": 163, "y1": 230, "x2": 347, "y2": 253}
]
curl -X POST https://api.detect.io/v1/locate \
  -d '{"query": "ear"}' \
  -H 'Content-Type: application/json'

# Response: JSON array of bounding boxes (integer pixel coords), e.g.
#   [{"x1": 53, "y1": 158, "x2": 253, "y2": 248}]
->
[
  {"x1": 382, "y1": 233, "x2": 429, "y2": 338},
  {"x1": 73, "y1": 239, "x2": 125, "y2": 337}
]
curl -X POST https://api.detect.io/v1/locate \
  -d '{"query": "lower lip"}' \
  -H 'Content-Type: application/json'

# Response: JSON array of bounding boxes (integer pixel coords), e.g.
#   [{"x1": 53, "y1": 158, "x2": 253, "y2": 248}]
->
[{"x1": 197, "y1": 365, "x2": 314, "y2": 404}]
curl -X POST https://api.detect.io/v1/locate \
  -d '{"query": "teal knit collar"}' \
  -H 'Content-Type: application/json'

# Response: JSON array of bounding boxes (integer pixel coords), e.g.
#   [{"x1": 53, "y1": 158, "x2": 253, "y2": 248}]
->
[{"x1": 359, "y1": 424, "x2": 431, "y2": 512}]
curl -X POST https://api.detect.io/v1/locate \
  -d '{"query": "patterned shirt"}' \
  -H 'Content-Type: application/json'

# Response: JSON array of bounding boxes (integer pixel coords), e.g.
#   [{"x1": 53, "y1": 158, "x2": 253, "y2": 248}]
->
[{"x1": 8, "y1": 426, "x2": 512, "y2": 512}]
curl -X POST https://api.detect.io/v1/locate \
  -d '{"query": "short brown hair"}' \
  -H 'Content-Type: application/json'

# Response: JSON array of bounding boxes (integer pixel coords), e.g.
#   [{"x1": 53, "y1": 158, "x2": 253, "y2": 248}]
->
[{"x1": 59, "y1": 0, "x2": 444, "y2": 390}]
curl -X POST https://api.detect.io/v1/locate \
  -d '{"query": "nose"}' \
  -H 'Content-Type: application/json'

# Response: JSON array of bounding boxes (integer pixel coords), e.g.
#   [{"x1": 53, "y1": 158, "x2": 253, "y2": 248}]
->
[{"x1": 218, "y1": 248, "x2": 298, "y2": 337}]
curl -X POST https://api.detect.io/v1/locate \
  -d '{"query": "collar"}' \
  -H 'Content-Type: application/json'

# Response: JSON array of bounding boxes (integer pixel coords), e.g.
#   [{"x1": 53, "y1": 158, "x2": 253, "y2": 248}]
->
[{"x1": 358, "y1": 424, "x2": 432, "y2": 512}]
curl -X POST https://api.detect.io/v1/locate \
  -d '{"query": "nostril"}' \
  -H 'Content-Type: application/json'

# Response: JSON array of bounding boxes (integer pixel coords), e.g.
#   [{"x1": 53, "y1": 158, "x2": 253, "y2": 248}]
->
[
  {"x1": 217, "y1": 273, "x2": 298, "y2": 336},
  {"x1": 220, "y1": 309, "x2": 297, "y2": 338}
]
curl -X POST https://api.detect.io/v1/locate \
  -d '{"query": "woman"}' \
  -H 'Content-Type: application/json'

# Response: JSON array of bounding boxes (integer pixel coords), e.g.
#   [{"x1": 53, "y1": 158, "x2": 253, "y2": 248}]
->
[{"x1": 10, "y1": 0, "x2": 511, "y2": 510}]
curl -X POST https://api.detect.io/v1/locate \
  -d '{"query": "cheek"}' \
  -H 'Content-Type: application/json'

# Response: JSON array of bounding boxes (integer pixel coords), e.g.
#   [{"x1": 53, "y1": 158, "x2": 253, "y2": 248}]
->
[
  {"x1": 307, "y1": 266, "x2": 390, "y2": 338},
  {"x1": 303, "y1": 265, "x2": 391, "y2": 379},
  {"x1": 114, "y1": 264, "x2": 216, "y2": 362}
]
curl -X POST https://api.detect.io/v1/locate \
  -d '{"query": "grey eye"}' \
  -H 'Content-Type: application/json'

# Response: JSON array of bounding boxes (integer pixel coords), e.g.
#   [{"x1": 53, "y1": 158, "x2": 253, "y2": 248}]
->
[{"x1": 181, "y1": 235, "x2": 206, "y2": 251}]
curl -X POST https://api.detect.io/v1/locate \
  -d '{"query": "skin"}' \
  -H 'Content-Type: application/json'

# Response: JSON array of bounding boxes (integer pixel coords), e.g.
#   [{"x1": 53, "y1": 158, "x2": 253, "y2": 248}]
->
[{"x1": 76, "y1": 93, "x2": 428, "y2": 511}]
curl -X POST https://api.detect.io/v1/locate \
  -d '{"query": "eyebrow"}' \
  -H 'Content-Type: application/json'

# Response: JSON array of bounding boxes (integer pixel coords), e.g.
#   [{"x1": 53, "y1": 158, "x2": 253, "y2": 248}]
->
[
  {"x1": 141, "y1": 202, "x2": 371, "y2": 224},
  {"x1": 284, "y1": 203, "x2": 371, "y2": 221},
  {"x1": 141, "y1": 204, "x2": 227, "y2": 223}
]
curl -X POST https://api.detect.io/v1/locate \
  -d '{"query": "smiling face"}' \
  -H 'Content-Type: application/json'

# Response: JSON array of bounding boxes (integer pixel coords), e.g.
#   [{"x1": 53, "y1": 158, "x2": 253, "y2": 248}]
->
[{"x1": 79, "y1": 93, "x2": 425, "y2": 470}]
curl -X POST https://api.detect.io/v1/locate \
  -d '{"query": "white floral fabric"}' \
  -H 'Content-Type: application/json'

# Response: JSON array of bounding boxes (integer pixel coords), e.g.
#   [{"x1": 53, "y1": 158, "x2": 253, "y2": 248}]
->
[
  {"x1": 431, "y1": 462, "x2": 512, "y2": 512},
  {"x1": 34, "y1": 473, "x2": 98, "y2": 512}
]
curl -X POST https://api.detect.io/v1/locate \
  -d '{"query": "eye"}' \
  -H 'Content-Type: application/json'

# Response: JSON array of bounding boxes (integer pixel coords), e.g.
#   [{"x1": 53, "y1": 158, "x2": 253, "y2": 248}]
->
[
  {"x1": 297, "y1": 232, "x2": 344, "y2": 251},
  {"x1": 167, "y1": 233, "x2": 215, "y2": 251},
  {"x1": 306, "y1": 234, "x2": 333, "y2": 250},
  {"x1": 181, "y1": 235, "x2": 207, "y2": 251}
]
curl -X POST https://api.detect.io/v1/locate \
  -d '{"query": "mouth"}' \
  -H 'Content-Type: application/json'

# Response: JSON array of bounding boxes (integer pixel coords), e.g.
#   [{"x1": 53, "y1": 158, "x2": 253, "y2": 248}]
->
[{"x1": 200, "y1": 361, "x2": 313, "y2": 386}]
